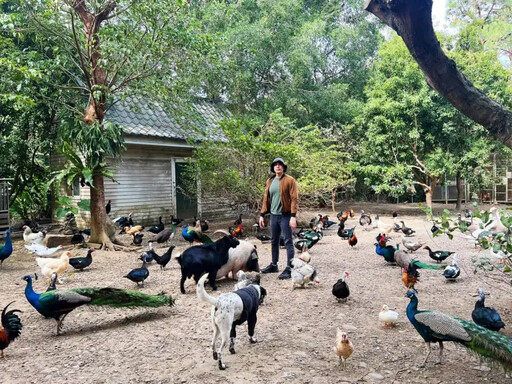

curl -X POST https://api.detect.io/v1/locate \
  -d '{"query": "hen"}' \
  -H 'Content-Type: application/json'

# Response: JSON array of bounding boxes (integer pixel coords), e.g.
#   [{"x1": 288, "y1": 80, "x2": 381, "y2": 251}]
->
[
  {"x1": 402, "y1": 263, "x2": 420, "y2": 290},
  {"x1": 332, "y1": 271, "x2": 350, "y2": 302},
  {"x1": 0, "y1": 302, "x2": 22, "y2": 358},
  {"x1": 36, "y1": 251, "x2": 71, "y2": 283},
  {"x1": 22, "y1": 225, "x2": 45, "y2": 245},
  {"x1": 290, "y1": 258, "x2": 320, "y2": 289},
  {"x1": 123, "y1": 225, "x2": 144, "y2": 235},
  {"x1": 333, "y1": 329, "x2": 353, "y2": 368}
]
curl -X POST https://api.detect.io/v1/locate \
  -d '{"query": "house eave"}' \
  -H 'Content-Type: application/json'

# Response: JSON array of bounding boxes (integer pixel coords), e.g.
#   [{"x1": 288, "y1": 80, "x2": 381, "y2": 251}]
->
[{"x1": 124, "y1": 135, "x2": 194, "y2": 148}]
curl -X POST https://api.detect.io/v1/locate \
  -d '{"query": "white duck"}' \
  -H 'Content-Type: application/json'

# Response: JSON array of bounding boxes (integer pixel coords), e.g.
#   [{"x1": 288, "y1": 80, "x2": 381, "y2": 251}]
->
[
  {"x1": 290, "y1": 258, "x2": 320, "y2": 289},
  {"x1": 379, "y1": 305, "x2": 399, "y2": 328},
  {"x1": 25, "y1": 243, "x2": 64, "y2": 257}
]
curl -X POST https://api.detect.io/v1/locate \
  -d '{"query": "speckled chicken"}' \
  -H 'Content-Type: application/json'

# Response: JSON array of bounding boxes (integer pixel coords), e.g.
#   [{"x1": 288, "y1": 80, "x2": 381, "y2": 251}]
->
[{"x1": 290, "y1": 258, "x2": 319, "y2": 289}]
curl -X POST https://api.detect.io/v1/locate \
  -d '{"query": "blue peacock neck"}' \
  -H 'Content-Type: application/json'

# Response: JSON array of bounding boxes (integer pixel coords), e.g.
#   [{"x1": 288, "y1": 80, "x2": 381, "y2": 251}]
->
[
  {"x1": 24, "y1": 277, "x2": 41, "y2": 310},
  {"x1": 406, "y1": 294, "x2": 418, "y2": 323}
]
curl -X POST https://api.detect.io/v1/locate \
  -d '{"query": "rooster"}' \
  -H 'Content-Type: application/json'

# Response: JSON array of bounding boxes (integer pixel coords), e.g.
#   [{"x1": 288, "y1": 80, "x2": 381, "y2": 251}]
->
[
  {"x1": 348, "y1": 233, "x2": 358, "y2": 247},
  {"x1": 0, "y1": 302, "x2": 22, "y2": 358},
  {"x1": 333, "y1": 329, "x2": 353, "y2": 368},
  {"x1": 36, "y1": 251, "x2": 71, "y2": 284},
  {"x1": 402, "y1": 263, "x2": 420, "y2": 290},
  {"x1": 22, "y1": 225, "x2": 45, "y2": 245},
  {"x1": 290, "y1": 258, "x2": 320, "y2": 288},
  {"x1": 229, "y1": 223, "x2": 244, "y2": 238}
]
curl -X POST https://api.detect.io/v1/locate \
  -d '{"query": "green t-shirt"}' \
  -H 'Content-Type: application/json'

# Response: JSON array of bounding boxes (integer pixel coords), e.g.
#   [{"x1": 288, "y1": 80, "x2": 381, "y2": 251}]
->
[{"x1": 269, "y1": 177, "x2": 282, "y2": 215}]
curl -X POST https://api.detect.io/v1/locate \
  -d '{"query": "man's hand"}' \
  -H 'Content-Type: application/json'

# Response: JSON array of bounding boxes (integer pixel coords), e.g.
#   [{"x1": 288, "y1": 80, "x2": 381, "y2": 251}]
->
[
  {"x1": 259, "y1": 216, "x2": 265, "y2": 229},
  {"x1": 289, "y1": 217, "x2": 297, "y2": 231}
]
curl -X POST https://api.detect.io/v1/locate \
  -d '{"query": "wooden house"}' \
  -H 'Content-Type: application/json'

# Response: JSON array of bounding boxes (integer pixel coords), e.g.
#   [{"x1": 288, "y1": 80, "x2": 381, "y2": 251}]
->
[{"x1": 52, "y1": 99, "x2": 235, "y2": 227}]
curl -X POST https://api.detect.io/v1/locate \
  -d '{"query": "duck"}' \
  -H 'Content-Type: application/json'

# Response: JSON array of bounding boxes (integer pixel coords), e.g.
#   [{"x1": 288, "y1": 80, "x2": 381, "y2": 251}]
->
[
  {"x1": 423, "y1": 246, "x2": 454, "y2": 263},
  {"x1": 402, "y1": 238, "x2": 424, "y2": 252},
  {"x1": 379, "y1": 305, "x2": 399, "y2": 328},
  {"x1": 399, "y1": 221, "x2": 415, "y2": 237},
  {"x1": 148, "y1": 216, "x2": 165, "y2": 234},
  {"x1": 472, "y1": 288, "x2": 505, "y2": 332}
]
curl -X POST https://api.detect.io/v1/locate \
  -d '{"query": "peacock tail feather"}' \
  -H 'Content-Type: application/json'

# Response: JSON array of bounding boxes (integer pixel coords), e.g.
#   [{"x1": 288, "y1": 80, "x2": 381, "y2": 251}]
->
[
  {"x1": 69, "y1": 288, "x2": 174, "y2": 308},
  {"x1": 457, "y1": 317, "x2": 512, "y2": 370},
  {"x1": 411, "y1": 260, "x2": 443, "y2": 270}
]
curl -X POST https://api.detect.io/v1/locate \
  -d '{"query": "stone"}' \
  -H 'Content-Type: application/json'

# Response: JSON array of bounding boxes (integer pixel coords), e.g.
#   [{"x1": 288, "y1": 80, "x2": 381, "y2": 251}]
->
[{"x1": 369, "y1": 373, "x2": 384, "y2": 380}]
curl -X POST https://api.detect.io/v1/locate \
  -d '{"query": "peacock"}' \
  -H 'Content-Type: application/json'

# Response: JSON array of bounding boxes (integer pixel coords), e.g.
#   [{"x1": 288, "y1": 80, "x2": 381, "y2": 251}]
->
[
  {"x1": 22, "y1": 274, "x2": 174, "y2": 335},
  {"x1": 0, "y1": 229, "x2": 13, "y2": 269},
  {"x1": 0, "y1": 302, "x2": 23, "y2": 358},
  {"x1": 405, "y1": 290, "x2": 512, "y2": 370},
  {"x1": 375, "y1": 242, "x2": 398, "y2": 263},
  {"x1": 394, "y1": 247, "x2": 443, "y2": 270},
  {"x1": 181, "y1": 225, "x2": 212, "y2": 244}
]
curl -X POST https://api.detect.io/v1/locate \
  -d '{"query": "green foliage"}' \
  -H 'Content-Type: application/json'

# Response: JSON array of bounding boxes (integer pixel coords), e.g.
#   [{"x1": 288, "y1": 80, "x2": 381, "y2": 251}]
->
[
  {"x1": 53, "y1": 196, "x2": 90, "y2": 219},
  {"x1": 189, "y1": 109, "x2": 353, "y2": 210}
]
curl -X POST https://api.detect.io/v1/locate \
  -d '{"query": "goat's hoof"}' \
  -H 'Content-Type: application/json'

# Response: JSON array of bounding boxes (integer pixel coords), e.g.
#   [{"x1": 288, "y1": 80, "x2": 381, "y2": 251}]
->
[
  {"x1": 229, "y1": 347, "x2": 236, "y2": 354},
  {"x1": 249, "y1": 336, "x2": 257, "y2": 344},
  {"x1": 219, "y1": 361, "x2": 226, "y2": 370},
  {"x1": 213, "y1": 352, "x2": 218, "y2": 360}
]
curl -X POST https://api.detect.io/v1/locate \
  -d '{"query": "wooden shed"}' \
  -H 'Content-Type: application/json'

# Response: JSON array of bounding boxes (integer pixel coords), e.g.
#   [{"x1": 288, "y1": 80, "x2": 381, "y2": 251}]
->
[{"x1": 52, "y1": 99, "x2": 235, "y2": 227}]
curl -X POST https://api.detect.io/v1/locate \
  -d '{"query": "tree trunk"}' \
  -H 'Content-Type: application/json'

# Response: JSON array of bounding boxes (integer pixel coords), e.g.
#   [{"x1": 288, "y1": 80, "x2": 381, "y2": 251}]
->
[
  {"x1": 331, "y1": 188, "x2": 336, "y2": 214},
  {"x1": 364, "y1": 0, "x2": 512, "y2": 149},
  {"x1": 455, "y1": 171, "x2": 463, "y2": 210},
  {"x1": 424, "y1": 178, "x2": 438, "y2": 210},
  {"x1": 88, "y1": 174, "x2": 114, "y2": 250}
]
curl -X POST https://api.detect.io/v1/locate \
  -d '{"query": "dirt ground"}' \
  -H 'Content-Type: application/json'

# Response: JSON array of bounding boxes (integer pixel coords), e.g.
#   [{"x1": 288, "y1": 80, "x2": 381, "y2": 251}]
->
[{"x1": 1, "y1": 203, "x2": 511, "y2": 384}]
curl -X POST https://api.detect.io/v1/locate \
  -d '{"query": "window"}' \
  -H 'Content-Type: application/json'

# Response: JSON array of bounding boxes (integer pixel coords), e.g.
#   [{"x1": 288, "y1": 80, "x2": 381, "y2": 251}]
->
[{"x1": 72, "y1": 178, "x2": 81, "y2": 197}]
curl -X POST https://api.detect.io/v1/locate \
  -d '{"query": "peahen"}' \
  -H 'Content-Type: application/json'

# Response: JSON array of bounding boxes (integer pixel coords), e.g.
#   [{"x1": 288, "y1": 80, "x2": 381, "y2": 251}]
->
[
  {"x1": 394, "y1": 247, "x2": 443, "y2": 270},
  {"x1": 0, "y1": 229, "x2": 13, "y2": 269},
  {"x1": 22, "y1": 274, "x2": 173, "y2": 335},
  {"x1": 472, "y1": 288, "x2": 505, "y2": 332},
  {"x1": 405, "y1": 290, "x2": 512, "y2": 369},
  {"x1": 0, "y1": 302, "x2": 23, "y2": 358}
]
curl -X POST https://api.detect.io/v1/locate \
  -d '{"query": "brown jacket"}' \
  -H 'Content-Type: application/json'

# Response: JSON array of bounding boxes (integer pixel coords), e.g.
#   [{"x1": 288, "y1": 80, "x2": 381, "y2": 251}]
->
[{"x1": 260, "y1": 174, "x2": 298, "y2": 217}]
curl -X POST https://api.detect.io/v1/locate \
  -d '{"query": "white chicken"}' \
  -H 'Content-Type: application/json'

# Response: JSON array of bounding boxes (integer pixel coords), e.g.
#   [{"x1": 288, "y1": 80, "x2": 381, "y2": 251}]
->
[
  {"x1": 379, "y1": 305, "x2": 399, "y2": 328},
  {"x1": 233, "y1": 270, "x2": 250, "y2": 290},
  {"x1": 36, "y1": 251, "x2": 71, "y2": 283},
  {"x1": 297, "y1": 243, "x2": 311, "y2": 263},
  {"x1": 22, "y1": 225, "x2": 45, "y2": 245},
  {"x1": 25, "y1": 243, "x2": 64, "y2": 257},
  {"x1": 290, "y1": 258, "x2": 320, "y2": 289}
]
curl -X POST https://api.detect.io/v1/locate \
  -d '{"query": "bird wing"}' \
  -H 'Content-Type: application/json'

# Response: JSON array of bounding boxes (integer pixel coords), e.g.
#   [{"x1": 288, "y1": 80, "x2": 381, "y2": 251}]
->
[
  {"x1": 295, "y1": 263, "x2": 316, "y2": 280},
  {"x1": 415, "y1": 311, "x2": 471, "y2": 341},
  {"x1": 39, "y1": 290, "x2": 92, "y2": 309}
]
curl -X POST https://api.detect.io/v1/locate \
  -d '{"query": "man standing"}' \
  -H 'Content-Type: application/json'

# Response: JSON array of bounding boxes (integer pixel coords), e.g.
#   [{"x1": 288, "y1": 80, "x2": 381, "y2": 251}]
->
[{"x1": 259, "y1": 158, "x2": 298, "y2": 279}]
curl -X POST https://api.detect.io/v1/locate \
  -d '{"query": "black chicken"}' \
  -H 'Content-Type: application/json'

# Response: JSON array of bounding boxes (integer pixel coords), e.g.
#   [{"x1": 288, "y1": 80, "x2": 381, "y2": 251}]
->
[
  {"x1": 105, "y1": 200, "x2": 111, "y2": 214},
  {"x1": 124, "y1": 256, "x2": 149, "y2": 287},
  {"x1": 152, "y1": 245, "x2": 175, "y2": 270},
  {"x1": 69, "y1": 248, "x2": 95, "y2": 271},
  {"x1": 332, "y1": 271, "x2": 350, "y2": 302},
  {"x1": 148, "y1": 217, "x2": 165, "y2": 234},
  {"x1": 133, "y1": 232, "x2": 144, "y2": 246}
]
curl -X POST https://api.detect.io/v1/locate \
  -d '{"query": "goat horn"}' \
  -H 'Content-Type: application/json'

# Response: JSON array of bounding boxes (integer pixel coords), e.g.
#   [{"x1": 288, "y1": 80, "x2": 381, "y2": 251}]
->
[{"x1": 213, "y1": 229, "x2": 231, "y2": 236}]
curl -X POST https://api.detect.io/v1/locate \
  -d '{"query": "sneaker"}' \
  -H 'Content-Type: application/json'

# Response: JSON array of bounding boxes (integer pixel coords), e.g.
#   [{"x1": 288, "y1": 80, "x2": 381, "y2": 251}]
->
[
  {"x1": 261, "y1": 263, "x2": 279, "y2": 274},
  {"x1": 278, "y1": 267, "x2": 291, "y2": 280}
]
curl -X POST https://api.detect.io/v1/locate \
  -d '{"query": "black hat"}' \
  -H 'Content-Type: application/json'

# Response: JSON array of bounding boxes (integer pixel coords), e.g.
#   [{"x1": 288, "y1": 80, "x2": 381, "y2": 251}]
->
[{"x1": 270, "y1": 157, "x2": 287, "y2": 173}]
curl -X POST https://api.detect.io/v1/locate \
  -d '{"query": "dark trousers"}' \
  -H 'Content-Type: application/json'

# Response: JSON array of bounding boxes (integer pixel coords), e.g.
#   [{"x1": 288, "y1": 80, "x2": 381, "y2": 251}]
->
[{"x1": 270, "y1": 213, "x2": 294, "y2": 266}]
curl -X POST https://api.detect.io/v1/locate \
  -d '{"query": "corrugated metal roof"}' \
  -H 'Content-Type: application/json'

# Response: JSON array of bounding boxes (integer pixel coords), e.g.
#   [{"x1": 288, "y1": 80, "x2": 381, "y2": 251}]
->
[{"x1": 106, "y1": 98, "x2": 230, "y2": 142}]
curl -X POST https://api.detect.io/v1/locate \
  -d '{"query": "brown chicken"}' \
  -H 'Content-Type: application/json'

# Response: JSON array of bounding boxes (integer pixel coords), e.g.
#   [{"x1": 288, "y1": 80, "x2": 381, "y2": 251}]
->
[
  {"x1": 402, "y1": 263, "x2": 420, "y2": 290},
  {"x1": 334, "y1": 329, "x2": 353, "y2": 368},
  {"x1": 124, "y1": 225, "x2": 144, "y2": 235},
  {"x1": 36, "y1": 251, "x2": 71, "y2": 284}
]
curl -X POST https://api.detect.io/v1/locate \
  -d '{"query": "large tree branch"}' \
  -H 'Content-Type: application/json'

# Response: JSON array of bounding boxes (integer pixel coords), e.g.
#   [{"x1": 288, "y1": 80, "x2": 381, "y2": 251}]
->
[{"x1": 364, "y1": 0, "x2": 512, "y2": 149}]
